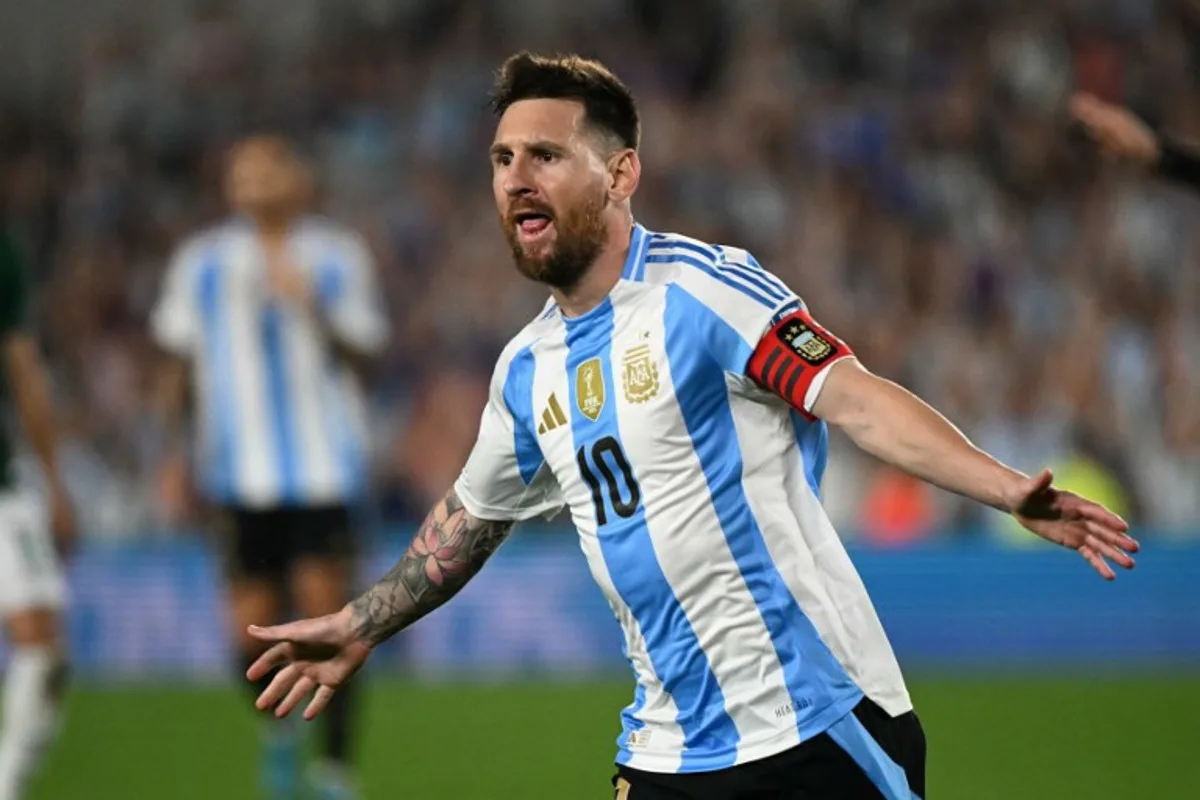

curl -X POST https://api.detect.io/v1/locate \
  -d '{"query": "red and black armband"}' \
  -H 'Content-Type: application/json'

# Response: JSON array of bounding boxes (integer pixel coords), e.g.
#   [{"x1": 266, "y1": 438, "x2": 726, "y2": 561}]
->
[{"x1": 747, "y1": 308, "x2": 852, "y2": 418}]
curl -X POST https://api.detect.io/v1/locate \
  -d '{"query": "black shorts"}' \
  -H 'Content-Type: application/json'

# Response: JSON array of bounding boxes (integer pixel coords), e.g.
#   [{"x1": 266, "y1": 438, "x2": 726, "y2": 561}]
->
[
  {"x1": 219, "y1": 504, "x2": 355, "y2": 582},
  {"x1": 613, "y1": 698, "x2": 925, "y2": 800}
]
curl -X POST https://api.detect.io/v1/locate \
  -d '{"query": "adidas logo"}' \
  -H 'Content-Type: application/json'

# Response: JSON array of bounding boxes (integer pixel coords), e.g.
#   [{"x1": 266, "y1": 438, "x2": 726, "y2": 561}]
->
[{"x1": 537, "y1": 393, "x2": 569, "y2": 435}]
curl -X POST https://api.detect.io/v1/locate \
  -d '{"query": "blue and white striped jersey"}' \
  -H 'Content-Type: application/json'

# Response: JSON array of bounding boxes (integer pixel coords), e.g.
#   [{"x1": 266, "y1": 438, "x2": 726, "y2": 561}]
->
[
  {"x1": 455, "y1": 224, "x2": 911, "y2": 775},
  {"x1": 151, "y1": 216, "x2": 388, "y2": 508}
]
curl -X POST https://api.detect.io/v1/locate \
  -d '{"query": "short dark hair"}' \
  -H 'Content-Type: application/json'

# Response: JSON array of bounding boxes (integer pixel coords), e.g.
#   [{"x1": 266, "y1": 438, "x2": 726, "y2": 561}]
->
[{"x1": 490, "y1": 52, "x2": 640, "y2": 151}]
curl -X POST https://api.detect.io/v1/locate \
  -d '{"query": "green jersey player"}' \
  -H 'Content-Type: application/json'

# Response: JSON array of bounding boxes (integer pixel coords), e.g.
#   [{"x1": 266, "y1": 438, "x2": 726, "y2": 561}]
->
[{"x1": 0, "y1": 226, "x2": 76, "y2": 800}]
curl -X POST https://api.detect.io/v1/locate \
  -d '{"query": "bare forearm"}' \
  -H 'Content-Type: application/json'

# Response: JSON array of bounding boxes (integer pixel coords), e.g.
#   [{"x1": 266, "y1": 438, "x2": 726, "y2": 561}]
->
[
  {"x1": 820, "y1": 364, "x2": 1022, "y2": 511},
  {"x1": 347, "y1": 489, "x2": 513, "y2": 646},
  {"x1": 4, "y1": 337, "x2": 62, "y2": 483}
]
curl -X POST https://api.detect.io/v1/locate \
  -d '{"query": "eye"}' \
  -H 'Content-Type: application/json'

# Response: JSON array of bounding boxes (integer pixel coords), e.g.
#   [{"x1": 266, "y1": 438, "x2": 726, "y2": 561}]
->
[
  {"x1": 495, "y1": 153, "x2": 512, "y2": 167},
  {"x1": 535, "y1": 151, "x2": 556, "y2": 164}
]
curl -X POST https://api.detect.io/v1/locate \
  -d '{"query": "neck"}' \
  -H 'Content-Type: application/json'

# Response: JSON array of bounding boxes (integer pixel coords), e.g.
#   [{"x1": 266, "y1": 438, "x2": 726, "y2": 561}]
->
[
  {"x1": 248, "y1": 208, "x2": 297, "y2": 238},
  {"x1": 551, "y1": 213, "x2": 634, "y2": 318}
]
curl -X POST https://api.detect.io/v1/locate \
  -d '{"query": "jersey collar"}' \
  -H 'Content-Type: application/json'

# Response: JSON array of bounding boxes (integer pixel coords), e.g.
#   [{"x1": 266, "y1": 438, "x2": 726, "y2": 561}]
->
[{"x1": 620, "y1": 223, "x2": 651, "y2": 282}]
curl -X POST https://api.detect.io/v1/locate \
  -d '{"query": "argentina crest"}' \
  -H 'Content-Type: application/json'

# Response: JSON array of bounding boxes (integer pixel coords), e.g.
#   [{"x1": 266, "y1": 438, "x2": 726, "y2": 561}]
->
[
  {"x1": 576, "y1": 358, "x2": 605, "y2": 421},
  {"x1": 622, "y1": 343, "x2": 659, "y2": 404}
]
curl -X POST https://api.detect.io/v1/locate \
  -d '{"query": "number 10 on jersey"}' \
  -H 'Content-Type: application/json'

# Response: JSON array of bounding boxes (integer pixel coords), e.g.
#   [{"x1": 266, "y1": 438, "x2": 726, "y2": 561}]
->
[{"x1": 575, "y1": 436, "x2": 642, "y2": 526}]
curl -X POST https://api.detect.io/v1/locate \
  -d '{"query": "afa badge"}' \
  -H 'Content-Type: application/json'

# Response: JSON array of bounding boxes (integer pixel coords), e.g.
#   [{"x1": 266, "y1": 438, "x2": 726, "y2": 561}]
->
[
  {"x1": 576, "y1": 358, "x2": 605, "y2": 421},
  {"x1": 780, "y1": 321, "x2": 835, "y2": 365},
  {"x1": 622, "y1": 344, "x2": 659, "y2": 404}
]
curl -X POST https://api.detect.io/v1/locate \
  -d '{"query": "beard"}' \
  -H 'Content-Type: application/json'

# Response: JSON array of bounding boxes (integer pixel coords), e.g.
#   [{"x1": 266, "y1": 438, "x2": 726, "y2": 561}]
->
[{"x1": 502, "y1": 191, "x2": 607, "y2": 290}]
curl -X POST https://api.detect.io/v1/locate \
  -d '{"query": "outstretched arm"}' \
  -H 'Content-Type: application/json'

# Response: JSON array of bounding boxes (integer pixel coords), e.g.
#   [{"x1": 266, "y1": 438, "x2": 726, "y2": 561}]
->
[
  {"x1": 812, "y1": 359, "x2": 1137, "y2": 578},
  {"x1": 246, "y1": 487, "x2": 513, "y2": 719},
  {"x1": 1069, "y1": 92, "x2": 1200, "y2": 190},
  {"x1": 348, "y1": 488, "x2": 514, "y2": 646}
]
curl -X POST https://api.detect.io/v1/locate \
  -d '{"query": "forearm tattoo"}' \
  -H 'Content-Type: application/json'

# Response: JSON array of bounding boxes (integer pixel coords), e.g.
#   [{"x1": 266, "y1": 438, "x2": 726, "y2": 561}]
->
[{"x1": 349, "y1": 490, "x2": 513, "y2": 646}]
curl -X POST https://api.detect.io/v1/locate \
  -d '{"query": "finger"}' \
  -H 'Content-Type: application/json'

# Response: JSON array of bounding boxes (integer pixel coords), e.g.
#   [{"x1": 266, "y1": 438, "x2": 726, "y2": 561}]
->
[
  {"x1": 1083, "y1": 518, "x2": 1139, "y2": 554},
  {"x1": 256, "y1": 663, "x2": 301, "y2": 712},
  {"x1": 246, "y1": 642, "x2": 294, "y2": 682},
  {"x1": 248, "y1": 619, "x2": 319, "y2": 644},
  {"x1": 1079, "y1": 545, "x2": 1116, "y2": 581},
  {"x1": 1077, "y1": 503, "x2": 1130, "y2": 534},
  {"x1": 276, "y1": 675, "x2": 316, "y2": 719},
  {"x1": 304, "y1": 685, "x2": 337, "y2": 721},
  {"x1": 1019, "y1": 468, "x2": 1054, "y2": 499},
  {"x1": 1084, "y1": 532, "x2": 1135, "y2": 570}
]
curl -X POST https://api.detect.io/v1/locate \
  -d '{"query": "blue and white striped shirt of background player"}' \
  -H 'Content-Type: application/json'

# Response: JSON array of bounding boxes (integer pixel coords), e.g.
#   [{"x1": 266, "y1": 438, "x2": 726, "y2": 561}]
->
[
  {"x1": 150, "y1": 216, "x2": 388, "y2": 509},
  {"x1": 455, "y1": 224, "x2": 918, "y2": 796}
]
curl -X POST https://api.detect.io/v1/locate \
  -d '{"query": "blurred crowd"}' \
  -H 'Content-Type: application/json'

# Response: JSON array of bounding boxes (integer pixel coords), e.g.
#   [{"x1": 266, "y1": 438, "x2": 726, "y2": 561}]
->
[{"x1": 1, "y1": 0, "x2": 1199, "y2": 542}]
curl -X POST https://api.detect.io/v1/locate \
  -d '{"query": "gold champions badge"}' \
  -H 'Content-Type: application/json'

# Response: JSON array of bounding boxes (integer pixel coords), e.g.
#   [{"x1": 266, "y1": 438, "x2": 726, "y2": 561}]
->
[
  {"x1": 622, "y1": 344, "x2": 660, "y2": 404},
  {"x1": 576, "y1": 358, "x2": 605, "y2": 421}
]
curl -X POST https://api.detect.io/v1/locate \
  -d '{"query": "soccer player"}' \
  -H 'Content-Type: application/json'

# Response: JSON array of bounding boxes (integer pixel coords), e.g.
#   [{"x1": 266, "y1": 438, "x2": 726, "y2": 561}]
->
[
  {"x1": 1070, "y1": 91, "x2": 1200, "y2": 191},
  {"x1": 0, "y1": 225, "x2": 75, "y2": 800},
  {"x1": 246, "y1": 56, "x2": 1137, "y2": 799},
  {"x1": 151, "y1": 136, "x2": 387, "y2": 800}
]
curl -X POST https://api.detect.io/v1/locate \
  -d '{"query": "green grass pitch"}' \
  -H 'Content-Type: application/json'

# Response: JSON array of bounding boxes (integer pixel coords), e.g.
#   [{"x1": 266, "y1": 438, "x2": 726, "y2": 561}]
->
[{"x1": 24, "y1": 675, "x2": 1200, "y2": 799}]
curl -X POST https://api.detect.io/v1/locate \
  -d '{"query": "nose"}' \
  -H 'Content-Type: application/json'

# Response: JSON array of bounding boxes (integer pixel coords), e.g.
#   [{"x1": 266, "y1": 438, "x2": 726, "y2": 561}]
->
[{"x1": 502, "y1": 156, "x2": 535, "y2": 199}]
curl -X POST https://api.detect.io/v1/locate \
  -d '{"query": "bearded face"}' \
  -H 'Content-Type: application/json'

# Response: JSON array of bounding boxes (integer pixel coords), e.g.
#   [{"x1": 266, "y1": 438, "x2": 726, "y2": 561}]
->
[{"x1": 500, "y1": 186, "x2": 607, "y2": 290}]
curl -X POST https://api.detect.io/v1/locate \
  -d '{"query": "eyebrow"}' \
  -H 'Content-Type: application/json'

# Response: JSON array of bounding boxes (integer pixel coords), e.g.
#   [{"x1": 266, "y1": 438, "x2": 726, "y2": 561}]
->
[{"x1": 489, "y1": 140, "x2": 568, "y2": 159}]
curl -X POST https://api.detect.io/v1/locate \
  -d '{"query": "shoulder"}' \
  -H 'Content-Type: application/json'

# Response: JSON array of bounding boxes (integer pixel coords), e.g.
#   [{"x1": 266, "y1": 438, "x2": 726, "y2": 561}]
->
[
  {"x1": 298, "y1": 215, "x2": 370, "y2": 252},
  {"x1": 640, "y1": 228, "x2": 800, "y2": 316},
  {"x1": 174, "y1": 221, "x2": 239, "y2": 263},
  {"x1": 490, "y1": 302, "x2": 560, "y2": 387}
]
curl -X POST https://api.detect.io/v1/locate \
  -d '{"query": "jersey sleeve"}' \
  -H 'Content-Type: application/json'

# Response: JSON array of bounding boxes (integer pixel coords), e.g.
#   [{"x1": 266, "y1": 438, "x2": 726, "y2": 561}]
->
[
  {"x1": 317, "y1": 232, "x2": 389, "y2": 355},
  {"x1": 150, "y1": 239, "x2": 202, "y2": 356},
  {"x1": 746, "y1": 307, "x2": 854, "y2": 420},
  {"x1": 453, "y1": 349, "x2": 565, "y2": 522},
  {"x1": 0, "y1": 232, "x2": 31, "y2": 337}
]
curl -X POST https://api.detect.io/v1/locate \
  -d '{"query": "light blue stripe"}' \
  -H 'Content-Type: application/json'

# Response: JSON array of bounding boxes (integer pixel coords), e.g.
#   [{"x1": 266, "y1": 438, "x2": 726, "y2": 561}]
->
[
  {"x1": 615, "y1": 669, "x2": 647, "y2": 765},
  {"x1": 716, "y1": 251, "x2": 790, "y2": 301},
  {"x1": 644, "y1": 252, "x2": 778, "y2": 308},
  {"x1": 664, "y1": 286, "x2": 862, "y2": 746},
  {"x1": 564, "y1": 298, "x2": 739, "y2": 771},
  {"x1": 827, "y1": 711, "x2": 920, "y2": 800},
  {"x1": 501, "y1": 346, "x2": 543, "y2": 485},
  {"x1": 633, "y1": 225, "x2": 652, "y2": 282},
  {"x1": 196, "y1": 251, "x2": 238, "y2": 503},
  {"x1": 261, "y1": 304, "x2": 302, "y2": 504},
  {"x1": 650, "y1": 236, "x2": 789, "y2": 302},
  {"x1": 325, "y1": 364, "x2": 365, "y2": 500},
  {"x1": 791, "y1": 411, "x2": 828, "y2": 497},
  {"x1": 316, "y1": 255, "x2": 345, "y2": 310},
  {"x1": 620, "y1": 224, "x2": 650, "y2": 281},
  {"x1": 316, "y1": 252, "x2": 361, "y2": 498}
]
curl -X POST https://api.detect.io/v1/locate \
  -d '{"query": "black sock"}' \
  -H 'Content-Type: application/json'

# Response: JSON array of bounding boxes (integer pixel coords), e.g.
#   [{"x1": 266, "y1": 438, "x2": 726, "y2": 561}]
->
[{"x1": 323, "y1": 676, "x2": 356, "y2": 764}]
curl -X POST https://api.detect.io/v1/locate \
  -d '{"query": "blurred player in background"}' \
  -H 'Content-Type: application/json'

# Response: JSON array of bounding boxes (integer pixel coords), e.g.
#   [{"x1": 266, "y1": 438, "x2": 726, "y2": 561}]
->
[
  {"x1": 151, "y1": 136, "x2": 387, "y2": 800},
  {"x1": 246, "y1": 56, "x2": 1136, "y2": 799},
  {"x1": 0, "y1": 225, "x2": 76, "y2": 800},
  {"x1": 1071, "y1": 91, "x2": 1200, "y2": 191}
]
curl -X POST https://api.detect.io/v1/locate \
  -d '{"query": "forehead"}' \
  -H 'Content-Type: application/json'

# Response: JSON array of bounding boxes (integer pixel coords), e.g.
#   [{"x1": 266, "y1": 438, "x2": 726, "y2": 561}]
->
[
  {"x1": 229, "y1": 139, "x2": 294, "y2": 170},
  {"x1": 493, "y1": 98, "x2": 589, "y2": 147}
]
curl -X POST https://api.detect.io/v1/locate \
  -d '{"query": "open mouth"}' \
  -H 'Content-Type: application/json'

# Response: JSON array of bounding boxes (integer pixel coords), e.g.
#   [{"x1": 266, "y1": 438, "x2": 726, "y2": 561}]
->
[{"x1": 514, "y1": 211, "x2": 554, "y2": 237}]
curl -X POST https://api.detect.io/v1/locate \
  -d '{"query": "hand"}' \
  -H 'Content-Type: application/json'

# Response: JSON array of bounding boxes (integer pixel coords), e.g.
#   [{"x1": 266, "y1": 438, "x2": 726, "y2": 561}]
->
[
  {"x1": 246, "y1": 607, "x2": 373, "y2": 721},
  {"x1": 1006, "y1": 468, "x2": 1138, "y2": 580},
  {"x1": 1068, "y1": 92, "x2": 1161, "y2": 167},
  {"x1": 264, "y1": 248, "x2": 314, "y2": 309},
  {"x1": 47, "y1": 479, "x2": 78, "y2": 559}
]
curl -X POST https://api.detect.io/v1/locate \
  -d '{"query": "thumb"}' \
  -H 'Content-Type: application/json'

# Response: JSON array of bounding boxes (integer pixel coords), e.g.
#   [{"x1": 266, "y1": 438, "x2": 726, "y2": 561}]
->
[
  {"x1": 247, "y1": 618, "x2": 323, "y2": 643},
  {"x1": 1022, "y1": 468, "x2": 1054, "y2": 496}
]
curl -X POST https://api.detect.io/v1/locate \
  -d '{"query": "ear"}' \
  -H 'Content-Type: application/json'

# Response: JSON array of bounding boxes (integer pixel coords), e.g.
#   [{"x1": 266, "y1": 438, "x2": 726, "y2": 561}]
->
[{"x1": 607, "y1": 149, "x2": 640, "y2": 204}]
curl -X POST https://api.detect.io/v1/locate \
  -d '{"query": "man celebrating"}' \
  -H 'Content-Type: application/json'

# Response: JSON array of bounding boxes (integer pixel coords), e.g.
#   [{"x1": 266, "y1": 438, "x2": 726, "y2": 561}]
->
[
  {"x1": 152, "y1": 136, "x2": 387, "y2": 799},
  {"x1": 246, "y1": 56, "x2": 1136, "y2": 799}
]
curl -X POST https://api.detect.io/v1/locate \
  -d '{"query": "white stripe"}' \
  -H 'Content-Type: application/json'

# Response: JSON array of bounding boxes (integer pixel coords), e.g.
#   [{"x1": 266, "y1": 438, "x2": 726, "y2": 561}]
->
[
  {"x1": 282, "y1": 307, "x2": 341, "y2": 502},
  {"x1": 611, "y1": 287, "x2": 799, "y2": 767},
  {"x1": 718, "y1": 245, "x2": 792, "y2": 297},
  {"x1": 645, "y1": 241, "x2": 789, "y2": 310},
  {"x1": 223, "y1": 233, "x2": 278, "y2": 506},
  {"x1": 725, "y1": 394, "x2": 912, "y2": 717},
  {"x1": 577, "y1": 533, "x2": 686, "y2": 772}
]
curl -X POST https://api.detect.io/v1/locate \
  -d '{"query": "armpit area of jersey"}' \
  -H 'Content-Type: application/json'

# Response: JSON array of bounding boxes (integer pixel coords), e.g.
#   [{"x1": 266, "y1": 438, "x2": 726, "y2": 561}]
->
[
  {"x1": 1156, "y1": 134, "x2": 1200, "y2": 191},
  {"x1": 746, "y1": 308, "x2": 852, "y2": 420}
]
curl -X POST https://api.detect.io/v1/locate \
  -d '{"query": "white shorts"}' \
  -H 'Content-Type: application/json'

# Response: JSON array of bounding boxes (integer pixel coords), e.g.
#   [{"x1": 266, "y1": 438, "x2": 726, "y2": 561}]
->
[{"x1": 0, "y1": 489, "x2": 66, "y2": 615}]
